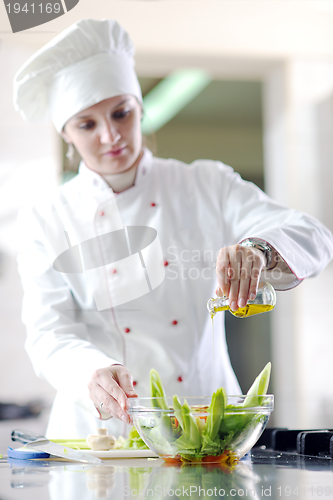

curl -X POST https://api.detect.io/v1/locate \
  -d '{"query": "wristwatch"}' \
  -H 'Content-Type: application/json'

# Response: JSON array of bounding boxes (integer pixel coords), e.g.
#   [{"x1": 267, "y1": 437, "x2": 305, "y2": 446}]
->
[{"x1": 239, "y1": 238, "x2": 273, "y2": 270}]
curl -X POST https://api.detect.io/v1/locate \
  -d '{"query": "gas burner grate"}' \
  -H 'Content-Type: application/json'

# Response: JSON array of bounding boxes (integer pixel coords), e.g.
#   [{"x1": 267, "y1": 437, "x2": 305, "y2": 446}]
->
[{"x1": 254, "y1": 428, "x2": 333, "y2": 458}]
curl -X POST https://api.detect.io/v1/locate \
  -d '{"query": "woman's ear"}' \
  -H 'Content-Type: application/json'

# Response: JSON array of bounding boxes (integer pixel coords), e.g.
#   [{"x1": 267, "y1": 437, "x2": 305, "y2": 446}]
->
[{"x1": 60, "y1": 127, "x2": 71, "y2": 144}]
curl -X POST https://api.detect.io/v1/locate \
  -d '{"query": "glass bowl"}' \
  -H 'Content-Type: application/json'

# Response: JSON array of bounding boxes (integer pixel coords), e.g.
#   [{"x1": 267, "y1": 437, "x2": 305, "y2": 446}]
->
[{"x1": 128, "y1": 395, "x2": 273, "y2": 464}]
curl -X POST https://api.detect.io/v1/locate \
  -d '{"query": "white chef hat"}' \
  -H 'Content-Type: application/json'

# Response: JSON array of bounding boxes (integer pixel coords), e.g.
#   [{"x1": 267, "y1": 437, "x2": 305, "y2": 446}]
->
[{"x1": 13, "y1": 19, "x2": 143, "y2": 133}]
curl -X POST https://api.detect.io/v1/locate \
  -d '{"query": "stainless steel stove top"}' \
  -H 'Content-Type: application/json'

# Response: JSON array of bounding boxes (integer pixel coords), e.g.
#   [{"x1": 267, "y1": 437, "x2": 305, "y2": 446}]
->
[{"x1": 255, "y1": 427, "x2": 333, "y2": 459}]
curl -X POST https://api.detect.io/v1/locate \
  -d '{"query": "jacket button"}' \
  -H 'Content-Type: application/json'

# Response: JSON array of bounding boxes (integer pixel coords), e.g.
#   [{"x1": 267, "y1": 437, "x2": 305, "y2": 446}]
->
[
  {"x1": 172, "y1": 320, "x2": 178, "y2": 325},
  {"x1": 164, "y1": 260, "x2": 169, "y2": 266},
  {"x1": 150, "y1": 202, "x2": 156, "y2": 207},
  {"x1": 99, "y1": 210, "x2": 105, "y2": 216},
  {"x1": 124, "y1": 328, "x2": 131, "y2": 333},
  {"x1": 133, "y1": 381, "x2": 137, "y2": 386},
  {"x1": 177, "y1": 376, "x2": 183, "y2": 382},
  {"x1": 110, "y1": 268, "x2": 117, "y2": 274}
]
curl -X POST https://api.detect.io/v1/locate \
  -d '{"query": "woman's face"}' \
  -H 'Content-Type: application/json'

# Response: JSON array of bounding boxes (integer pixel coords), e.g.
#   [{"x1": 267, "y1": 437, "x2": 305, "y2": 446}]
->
[{"x1": 62, "y1": 95, "x2": 143, "y2": 175}]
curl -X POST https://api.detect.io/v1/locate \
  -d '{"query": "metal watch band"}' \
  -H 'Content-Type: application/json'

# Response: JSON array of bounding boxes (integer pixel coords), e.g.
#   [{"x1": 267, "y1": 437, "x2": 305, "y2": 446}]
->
[{"x1": 239, "y1": 238, "x2": 273, "y2": 269}]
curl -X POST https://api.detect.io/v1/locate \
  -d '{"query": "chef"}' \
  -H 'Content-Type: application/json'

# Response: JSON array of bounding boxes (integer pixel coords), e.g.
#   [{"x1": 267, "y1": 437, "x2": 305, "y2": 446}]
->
[{"x1": 14, "y1": 19, "x2": 333, "y2": 439}]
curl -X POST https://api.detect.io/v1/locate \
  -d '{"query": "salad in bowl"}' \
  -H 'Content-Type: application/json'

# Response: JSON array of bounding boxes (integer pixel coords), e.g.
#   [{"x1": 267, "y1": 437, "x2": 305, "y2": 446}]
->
[{"x1": 127, "y1": 363, "x2": 273, "y2": 464}]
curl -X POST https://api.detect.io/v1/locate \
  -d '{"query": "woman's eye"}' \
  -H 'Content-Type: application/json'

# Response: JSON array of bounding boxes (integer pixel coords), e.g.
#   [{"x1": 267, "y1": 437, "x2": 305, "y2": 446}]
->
[
  {"x1": 113, "y1": 109, "x2": 130, "y2": 119},
  {"x1": 79, "y1": 121, "x2": 95, "y2": 130}
]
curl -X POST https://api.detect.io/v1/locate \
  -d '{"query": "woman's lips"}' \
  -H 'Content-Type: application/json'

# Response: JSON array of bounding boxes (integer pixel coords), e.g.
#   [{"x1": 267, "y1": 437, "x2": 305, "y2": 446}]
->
[{"x1": 103, "y1": 146, "x2": 126, "y2": 157}]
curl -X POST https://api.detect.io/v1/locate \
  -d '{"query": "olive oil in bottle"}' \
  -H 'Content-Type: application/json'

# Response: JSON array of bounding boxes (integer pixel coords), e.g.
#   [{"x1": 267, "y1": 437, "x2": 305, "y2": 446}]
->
[
  {"x1": 207, "y1": 282, "x2": 276, "y2": 319},
  {"x1": 210, "y1": 302, "x2": 274, "y2": 318}
]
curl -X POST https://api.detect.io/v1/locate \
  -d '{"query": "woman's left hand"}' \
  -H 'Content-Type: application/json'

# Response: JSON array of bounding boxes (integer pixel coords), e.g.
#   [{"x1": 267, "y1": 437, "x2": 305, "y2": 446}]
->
[{"x1": 215, "y1": 244, "x2": 267, "y2": 311}]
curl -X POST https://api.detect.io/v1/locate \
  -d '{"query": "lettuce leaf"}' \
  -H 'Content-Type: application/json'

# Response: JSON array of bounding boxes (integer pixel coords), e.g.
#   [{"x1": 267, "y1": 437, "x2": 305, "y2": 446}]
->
[
  {"x1": 242, "y1": 362, "x2": 271, "y2": 408},
  {"x1": 150, "y1": 369, "x2": 169, "y2": 410},
  {"x1": 203, "y1": 387, "x2": 227, "y2": 441},
  {"x1": 123, "y1": 426, "x2": 149, "y2": 450}
]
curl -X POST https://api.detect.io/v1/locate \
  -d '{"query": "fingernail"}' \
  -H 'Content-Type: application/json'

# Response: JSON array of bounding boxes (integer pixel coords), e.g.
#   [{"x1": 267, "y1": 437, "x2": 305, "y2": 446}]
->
[
  {"x1": 231, "y1": 301, "x2": 237, "y2": 311},
  {"x1": 239, "y1": 298, "x2": 246, "y2": 308},
  {"x1": 120, "y1": 401, "x2": 125, "y2": 410},
  {"x1": 128, "y1": 390, "x2": 136, "y2": 395},
  {"x1": 121, "y1": 414, "x2": 128, "y2": 423},
  {"x1": 250, "y1": 293, "x2": 256, "y2": 301}
]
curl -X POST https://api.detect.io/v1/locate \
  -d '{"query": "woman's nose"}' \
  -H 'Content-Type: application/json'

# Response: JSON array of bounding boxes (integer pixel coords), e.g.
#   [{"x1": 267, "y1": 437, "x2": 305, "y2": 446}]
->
[{"x1": 100, "y1": 122, "x2": 121, "y2": 145}]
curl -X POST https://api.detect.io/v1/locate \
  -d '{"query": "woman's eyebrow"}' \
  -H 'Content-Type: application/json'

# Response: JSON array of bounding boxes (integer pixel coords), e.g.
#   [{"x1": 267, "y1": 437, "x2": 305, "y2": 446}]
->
[
  {"x1": 73, "y1": 99, "x2": 131, "y2": 121},
  {"x1": 112, "y1": 98, "x2": 130, "y2": 109}
]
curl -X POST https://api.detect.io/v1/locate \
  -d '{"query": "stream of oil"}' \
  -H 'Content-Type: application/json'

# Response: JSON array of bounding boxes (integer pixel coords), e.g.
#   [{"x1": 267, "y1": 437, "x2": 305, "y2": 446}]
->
[
  {"x1": 210, "y1": 303, "x2": 274, "y2": 390},
  {"x1": 211, "y1": 317, "x2": 216, "y2": 391}
]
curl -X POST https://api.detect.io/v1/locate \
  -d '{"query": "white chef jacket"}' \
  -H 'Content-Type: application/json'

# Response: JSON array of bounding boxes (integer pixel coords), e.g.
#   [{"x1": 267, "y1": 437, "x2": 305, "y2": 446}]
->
[{"x1": 17, "y1": 149, "x2": 333, "y2": 438}]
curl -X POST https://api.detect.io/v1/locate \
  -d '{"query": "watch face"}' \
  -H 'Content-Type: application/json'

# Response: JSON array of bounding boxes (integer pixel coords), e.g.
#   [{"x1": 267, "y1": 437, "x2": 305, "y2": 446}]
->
[{"x1": 239, "y1": 240, "x2": 272, "y2": 268}]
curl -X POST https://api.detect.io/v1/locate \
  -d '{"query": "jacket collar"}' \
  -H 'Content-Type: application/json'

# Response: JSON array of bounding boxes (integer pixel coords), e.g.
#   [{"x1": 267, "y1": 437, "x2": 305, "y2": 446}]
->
[{"x1": 77, "y1": 148, "x2": 153, "y2": 195}]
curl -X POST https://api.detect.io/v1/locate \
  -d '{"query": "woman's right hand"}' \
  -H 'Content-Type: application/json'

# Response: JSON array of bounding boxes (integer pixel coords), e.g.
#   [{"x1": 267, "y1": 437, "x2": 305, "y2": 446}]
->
[{"x1": 87, "y1": 364, "x2": 138, "y2": 423}]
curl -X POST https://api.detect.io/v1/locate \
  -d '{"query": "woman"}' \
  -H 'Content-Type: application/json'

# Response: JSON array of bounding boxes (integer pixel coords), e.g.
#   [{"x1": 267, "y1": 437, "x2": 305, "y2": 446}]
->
[{"x1": 14, "y1": 19, "x2": 333, "y2": 438}]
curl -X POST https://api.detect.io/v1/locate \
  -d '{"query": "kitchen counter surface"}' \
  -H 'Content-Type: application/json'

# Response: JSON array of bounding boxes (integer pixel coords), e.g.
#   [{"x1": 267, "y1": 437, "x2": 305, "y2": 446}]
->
[
  {"x1": 1, "y1": 447, "x2": 333, "y2": 499},
  {"x1": 1, "y1": 416, "x2": 333, "y2": 499}
]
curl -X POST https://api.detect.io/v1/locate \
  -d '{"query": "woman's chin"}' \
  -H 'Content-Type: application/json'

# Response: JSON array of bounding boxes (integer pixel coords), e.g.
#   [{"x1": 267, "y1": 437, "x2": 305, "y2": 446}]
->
[{"x1": 90, "y1": 159, "x2": 128, "y2": 175}]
